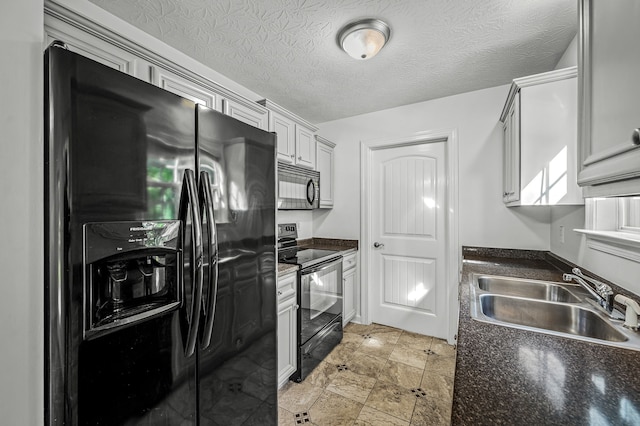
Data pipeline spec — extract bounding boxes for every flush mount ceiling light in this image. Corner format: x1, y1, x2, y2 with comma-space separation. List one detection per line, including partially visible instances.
337, 19, 391, 60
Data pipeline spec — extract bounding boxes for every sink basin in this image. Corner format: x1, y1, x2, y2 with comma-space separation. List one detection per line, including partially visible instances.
469, 274, 640, 350
478, 294, 627, 342
477, 276, 582, 303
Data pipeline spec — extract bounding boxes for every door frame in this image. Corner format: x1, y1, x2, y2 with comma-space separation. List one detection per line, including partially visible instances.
360, 129, 459, 345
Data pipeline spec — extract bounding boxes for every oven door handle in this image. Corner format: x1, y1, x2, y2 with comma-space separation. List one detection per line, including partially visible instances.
304, 320, 342, 355
301, 257, 343, 275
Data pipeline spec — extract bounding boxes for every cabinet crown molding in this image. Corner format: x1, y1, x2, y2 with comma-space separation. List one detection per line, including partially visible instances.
45, 0, 267, 118
500, 66, 577, 123
315, 135, 336, 148
258, 99, 318, 132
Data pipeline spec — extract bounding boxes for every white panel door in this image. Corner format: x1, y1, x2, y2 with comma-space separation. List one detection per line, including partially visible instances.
370, 142, 447, 337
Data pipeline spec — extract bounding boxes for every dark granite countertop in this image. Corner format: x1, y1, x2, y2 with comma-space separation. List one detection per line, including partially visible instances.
452, 247, 640, 425
277, 263, 298, 276
298, 237, 359, 254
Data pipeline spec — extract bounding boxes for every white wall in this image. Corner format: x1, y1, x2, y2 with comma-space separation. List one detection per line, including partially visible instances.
315, 85, 552, 250
278, 210, 314, 239
555, 34, 578, 69
0, 0, 44, 424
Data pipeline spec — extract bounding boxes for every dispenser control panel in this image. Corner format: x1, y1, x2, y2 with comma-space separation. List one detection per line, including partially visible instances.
83, 220, 182, 339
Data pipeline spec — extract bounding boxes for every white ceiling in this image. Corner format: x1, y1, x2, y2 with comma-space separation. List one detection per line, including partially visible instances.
89, 0, 577, 124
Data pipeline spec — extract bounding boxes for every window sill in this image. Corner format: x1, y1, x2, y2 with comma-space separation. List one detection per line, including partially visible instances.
575, 229, 640, 263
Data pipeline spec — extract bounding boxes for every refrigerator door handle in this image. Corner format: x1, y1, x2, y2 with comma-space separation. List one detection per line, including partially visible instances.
199, 171, 219, 349
178, 169, 204, 357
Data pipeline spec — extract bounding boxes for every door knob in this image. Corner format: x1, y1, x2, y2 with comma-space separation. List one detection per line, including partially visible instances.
373, 242, 384, 248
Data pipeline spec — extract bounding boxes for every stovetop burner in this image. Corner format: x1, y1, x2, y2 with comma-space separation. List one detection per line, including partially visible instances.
277, 223, 341, 268
281, 248, 340, 268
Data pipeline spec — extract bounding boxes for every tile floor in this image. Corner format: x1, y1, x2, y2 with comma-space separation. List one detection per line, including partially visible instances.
277, 323, 456, 426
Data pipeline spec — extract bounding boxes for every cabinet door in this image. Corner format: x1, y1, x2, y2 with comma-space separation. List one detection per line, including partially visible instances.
578, 0, 640, 190
295, 125, 316, 169
223, 99, 268, 130
45, 18, 140, 77
270, 112, 296, 163
343, 268, 356, 325
503, 94, 521, 203
152, 67, 222, 110
316, 139, 335, 208
277, 297, 297, 387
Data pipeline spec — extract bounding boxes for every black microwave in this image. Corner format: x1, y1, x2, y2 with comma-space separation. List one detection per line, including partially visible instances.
277, 162, 320, 210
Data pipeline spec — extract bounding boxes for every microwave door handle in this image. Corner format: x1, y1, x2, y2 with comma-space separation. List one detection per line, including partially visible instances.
178, 169, 204, 357
306, 179, 316, 205
199, 172, 218, 350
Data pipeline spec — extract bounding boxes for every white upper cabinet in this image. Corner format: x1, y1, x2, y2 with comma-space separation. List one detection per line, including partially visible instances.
259, 100, 318, 168
578, 0, 640, 196
45, 5, 270, 131
500, 67, 583, 206
502, 94, 521, 204
223, 98, 268, 131
315, 136, 335, 208
44, 15, 141, 77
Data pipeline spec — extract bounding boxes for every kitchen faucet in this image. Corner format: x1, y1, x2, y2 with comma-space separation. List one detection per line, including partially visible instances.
562, 268, 615, 313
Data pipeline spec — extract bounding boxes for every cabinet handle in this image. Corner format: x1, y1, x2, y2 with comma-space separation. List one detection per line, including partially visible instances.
290, 154, 295, 158
295, 304, 299, 310
298, 156, 303, 160
277, 290, 283, 296
503, 192, 509, 197
633, 129, 640, 146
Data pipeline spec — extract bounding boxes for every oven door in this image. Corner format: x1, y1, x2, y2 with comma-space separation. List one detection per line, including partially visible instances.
299, 257, 343, 344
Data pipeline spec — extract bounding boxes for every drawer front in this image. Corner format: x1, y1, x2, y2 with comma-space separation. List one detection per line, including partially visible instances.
278, 272, 296, 301
343, 252, 357, 271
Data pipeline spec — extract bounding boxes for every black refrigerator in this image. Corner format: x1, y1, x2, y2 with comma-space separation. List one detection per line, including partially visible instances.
44, 43, 277, 425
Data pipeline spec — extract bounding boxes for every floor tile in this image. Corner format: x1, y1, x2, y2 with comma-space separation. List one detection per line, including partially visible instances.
424, 354, 456, 377
388, 345, 429, 369
278, 407, 296, 426
396, 331, 433, 351
365, 380, 417, 422
278, 323, 455, 426
371, 323, 402, 333
356, 336, 396, 359
308, 390, 363, 426
377, 359, 423, 390
326, 369, 377, 404
304, 361, 341, 389
278, 380, 324, 414
344, 353, 387, 379
420, 371, 455, 401
370, 330, 402, 345
342, 332, 366, 350
345, 323, 376, 335
430, 338, 456, 357
355, 406, 410, 426
325, 344, 356, 365
410, 394, 452, 426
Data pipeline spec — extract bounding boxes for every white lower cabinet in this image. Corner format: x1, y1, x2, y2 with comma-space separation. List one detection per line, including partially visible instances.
277, 271, 297, 388
342, 251, 358, 326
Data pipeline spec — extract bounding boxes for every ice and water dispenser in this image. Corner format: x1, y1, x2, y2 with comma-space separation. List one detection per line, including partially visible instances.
83, 220, 181, 338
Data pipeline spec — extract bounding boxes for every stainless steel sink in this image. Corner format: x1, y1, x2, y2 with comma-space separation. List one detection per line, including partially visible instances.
469, 274, 640, 351
477, 276, 582, 303
479, 294, 627, 342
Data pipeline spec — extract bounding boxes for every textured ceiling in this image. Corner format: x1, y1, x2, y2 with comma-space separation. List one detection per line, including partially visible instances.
89, 0, 577, 124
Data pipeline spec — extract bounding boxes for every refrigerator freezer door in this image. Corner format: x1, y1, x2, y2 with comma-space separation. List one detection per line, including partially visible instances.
46, 46, 199, 424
